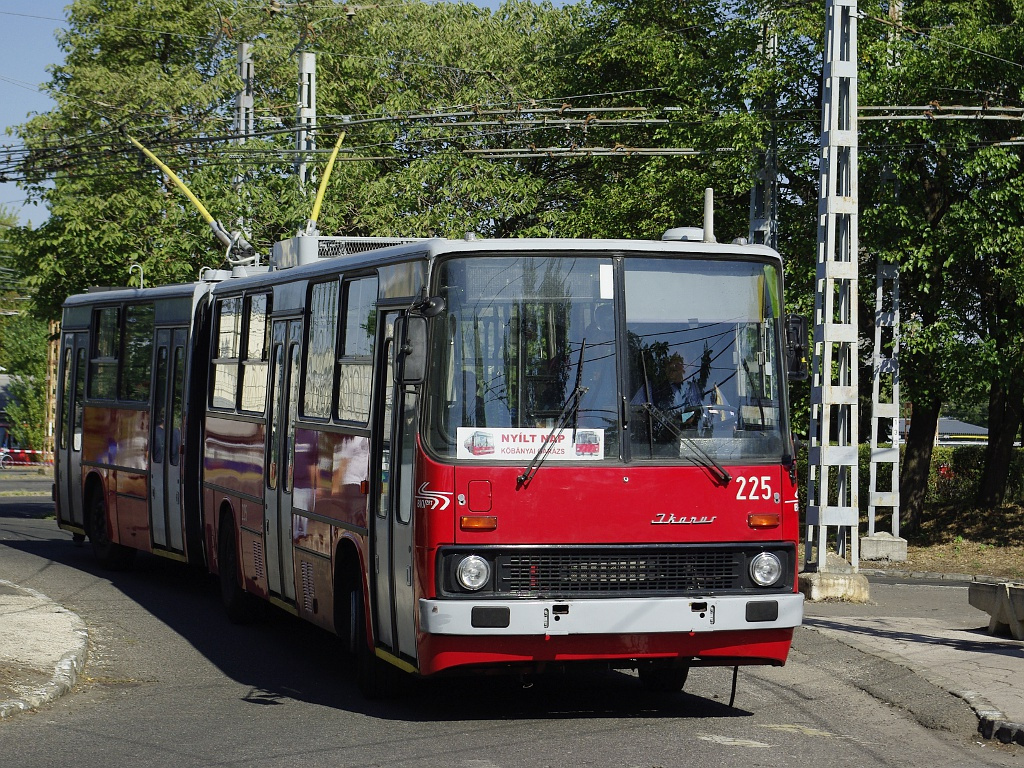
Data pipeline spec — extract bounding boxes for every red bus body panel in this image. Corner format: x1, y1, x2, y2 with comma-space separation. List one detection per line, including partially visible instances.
81, 404, 152, 552
411, 450, 800, 674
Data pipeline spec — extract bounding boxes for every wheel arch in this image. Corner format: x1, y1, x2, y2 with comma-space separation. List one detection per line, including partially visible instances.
333, 534, 369, 648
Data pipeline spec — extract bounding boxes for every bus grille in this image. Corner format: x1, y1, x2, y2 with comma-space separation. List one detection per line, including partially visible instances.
496, 549, 742, 597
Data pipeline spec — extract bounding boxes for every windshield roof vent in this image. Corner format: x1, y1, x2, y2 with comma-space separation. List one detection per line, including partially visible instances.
662, 227, 704, 242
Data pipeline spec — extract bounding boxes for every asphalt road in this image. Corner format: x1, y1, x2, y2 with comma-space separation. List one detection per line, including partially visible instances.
0, 490, 1018, 768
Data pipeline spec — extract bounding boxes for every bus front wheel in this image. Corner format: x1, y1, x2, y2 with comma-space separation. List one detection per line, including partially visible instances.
351, 582, 401, 699
637, 661, 689, 693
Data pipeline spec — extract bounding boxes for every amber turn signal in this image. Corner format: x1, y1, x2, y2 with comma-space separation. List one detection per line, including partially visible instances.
460, 515, 498, 531
747, 513, 781, 529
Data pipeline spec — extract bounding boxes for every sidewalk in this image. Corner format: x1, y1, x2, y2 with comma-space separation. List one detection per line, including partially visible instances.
0, 579, 88, 719
804, 571, 1024, 745
1, 571, 1022, 746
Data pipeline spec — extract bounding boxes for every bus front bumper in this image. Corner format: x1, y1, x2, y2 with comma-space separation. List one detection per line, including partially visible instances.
419, 592, 804, 636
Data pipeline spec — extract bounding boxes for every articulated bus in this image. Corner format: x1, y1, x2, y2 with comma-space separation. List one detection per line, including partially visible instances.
56, 232, 806, 696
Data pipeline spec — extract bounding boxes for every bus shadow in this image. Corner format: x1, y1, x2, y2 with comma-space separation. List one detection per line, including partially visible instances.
1, 531, 753, 723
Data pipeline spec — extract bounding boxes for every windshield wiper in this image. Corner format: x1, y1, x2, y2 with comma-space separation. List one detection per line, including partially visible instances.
640, 402, 732, 485
517, 342, 588, 489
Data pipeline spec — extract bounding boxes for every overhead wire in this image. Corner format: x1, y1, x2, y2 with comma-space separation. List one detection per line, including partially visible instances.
1, 4, 1021, 188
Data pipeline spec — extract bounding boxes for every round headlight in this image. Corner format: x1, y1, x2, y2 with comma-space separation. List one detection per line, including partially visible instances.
750, 552, 783, 587
456, 555, 491, 591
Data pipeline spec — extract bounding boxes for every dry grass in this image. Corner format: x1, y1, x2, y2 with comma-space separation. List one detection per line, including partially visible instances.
867, 503, 1024, 581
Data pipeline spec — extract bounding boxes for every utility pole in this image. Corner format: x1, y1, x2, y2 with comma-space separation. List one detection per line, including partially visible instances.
296, 51, 316, 194
234, 43, 255, 262
235, 43, 255, 143
749, 9, 779, 250
862, 0, 905, 563
802, 0, 868, 601
864, 262, 903, 556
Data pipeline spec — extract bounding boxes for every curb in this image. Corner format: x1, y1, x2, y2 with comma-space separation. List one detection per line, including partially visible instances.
0, 580, 89, 719
802, 621, 1019, 742
807, 569, 1024, 746
859, 568, 978, 582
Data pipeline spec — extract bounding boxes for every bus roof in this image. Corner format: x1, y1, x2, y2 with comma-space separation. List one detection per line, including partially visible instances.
61, 235, 784, 310
211, 235, 783, 295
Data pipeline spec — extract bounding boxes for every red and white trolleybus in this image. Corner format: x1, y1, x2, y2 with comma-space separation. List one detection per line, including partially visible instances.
55, 230, 806, 696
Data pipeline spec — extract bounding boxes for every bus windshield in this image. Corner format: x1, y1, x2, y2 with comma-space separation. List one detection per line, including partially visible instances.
425, 253, 787, 464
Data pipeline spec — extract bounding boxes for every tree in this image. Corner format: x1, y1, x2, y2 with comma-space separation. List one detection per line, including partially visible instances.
858, 0, 1024, 520
9, 1, 588, 315
0, 315, 50, 452
0, 205, 50, 453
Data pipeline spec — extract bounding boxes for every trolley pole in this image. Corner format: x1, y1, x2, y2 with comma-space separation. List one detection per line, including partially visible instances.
801, 0, 869, 601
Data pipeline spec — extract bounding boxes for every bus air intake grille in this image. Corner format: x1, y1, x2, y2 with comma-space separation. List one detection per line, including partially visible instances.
497, 550, 742, 597
253, 541, 265, 581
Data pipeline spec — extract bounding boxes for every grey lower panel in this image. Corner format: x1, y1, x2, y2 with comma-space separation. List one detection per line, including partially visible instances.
419, 593, 804, 636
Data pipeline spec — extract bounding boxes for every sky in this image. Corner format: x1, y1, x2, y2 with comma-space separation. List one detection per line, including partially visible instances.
0, 0, 531, 227
0, 1, 67, 225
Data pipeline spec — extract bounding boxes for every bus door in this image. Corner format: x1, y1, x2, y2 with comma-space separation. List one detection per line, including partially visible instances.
57, 333, 89, 530
149, 328, 187, 553
371, 311, 418, 661
265, 318, 302, 603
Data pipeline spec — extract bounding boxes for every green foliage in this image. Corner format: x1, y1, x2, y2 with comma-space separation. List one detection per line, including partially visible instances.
7, 0, 1024, 510
926, 446, 1024, 506
0, 312, 50, 452
859, 0, 1024, 408
4, 376, 48, 452
794, 442, 1024, 520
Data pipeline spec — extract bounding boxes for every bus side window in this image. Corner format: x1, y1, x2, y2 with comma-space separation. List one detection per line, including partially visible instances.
59, 346, 72, 451
337, 275, 378, 423
89, 307, 120, 400
169, 345, 185, 465
120, 304, 154, 403
211, 297, 242, 410
73, 347, 86, 451
241, 293, 271, 413
303, 281, 338, 419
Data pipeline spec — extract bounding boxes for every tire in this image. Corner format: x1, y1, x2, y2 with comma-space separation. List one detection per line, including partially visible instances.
0, 453, 11, 470
218, 513, 255, 624
637, 662, 690, 693
352, 581, 401, 699
87, 489, 135, 570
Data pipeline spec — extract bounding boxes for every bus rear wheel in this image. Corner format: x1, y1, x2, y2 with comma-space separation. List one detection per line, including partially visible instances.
637, 661, 690, 693
218, 513, 255, 624
87, 490, 134, 570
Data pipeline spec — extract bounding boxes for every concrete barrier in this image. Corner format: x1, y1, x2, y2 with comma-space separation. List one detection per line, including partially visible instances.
969, 581, 1024, 640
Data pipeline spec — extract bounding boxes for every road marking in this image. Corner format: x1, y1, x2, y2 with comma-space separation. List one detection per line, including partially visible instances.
761, 724, 835, 738
697, 734, 773, 748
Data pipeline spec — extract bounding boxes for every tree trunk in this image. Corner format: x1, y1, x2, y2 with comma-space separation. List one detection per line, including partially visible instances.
900, 396, 941, 533
978, 377, 1024, 509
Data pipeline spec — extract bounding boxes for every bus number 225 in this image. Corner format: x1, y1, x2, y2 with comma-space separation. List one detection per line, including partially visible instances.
735, 475, 773, 501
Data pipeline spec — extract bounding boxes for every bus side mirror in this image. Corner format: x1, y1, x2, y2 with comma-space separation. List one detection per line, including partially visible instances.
785, 314, 809, 382
398, 315, 427, 384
